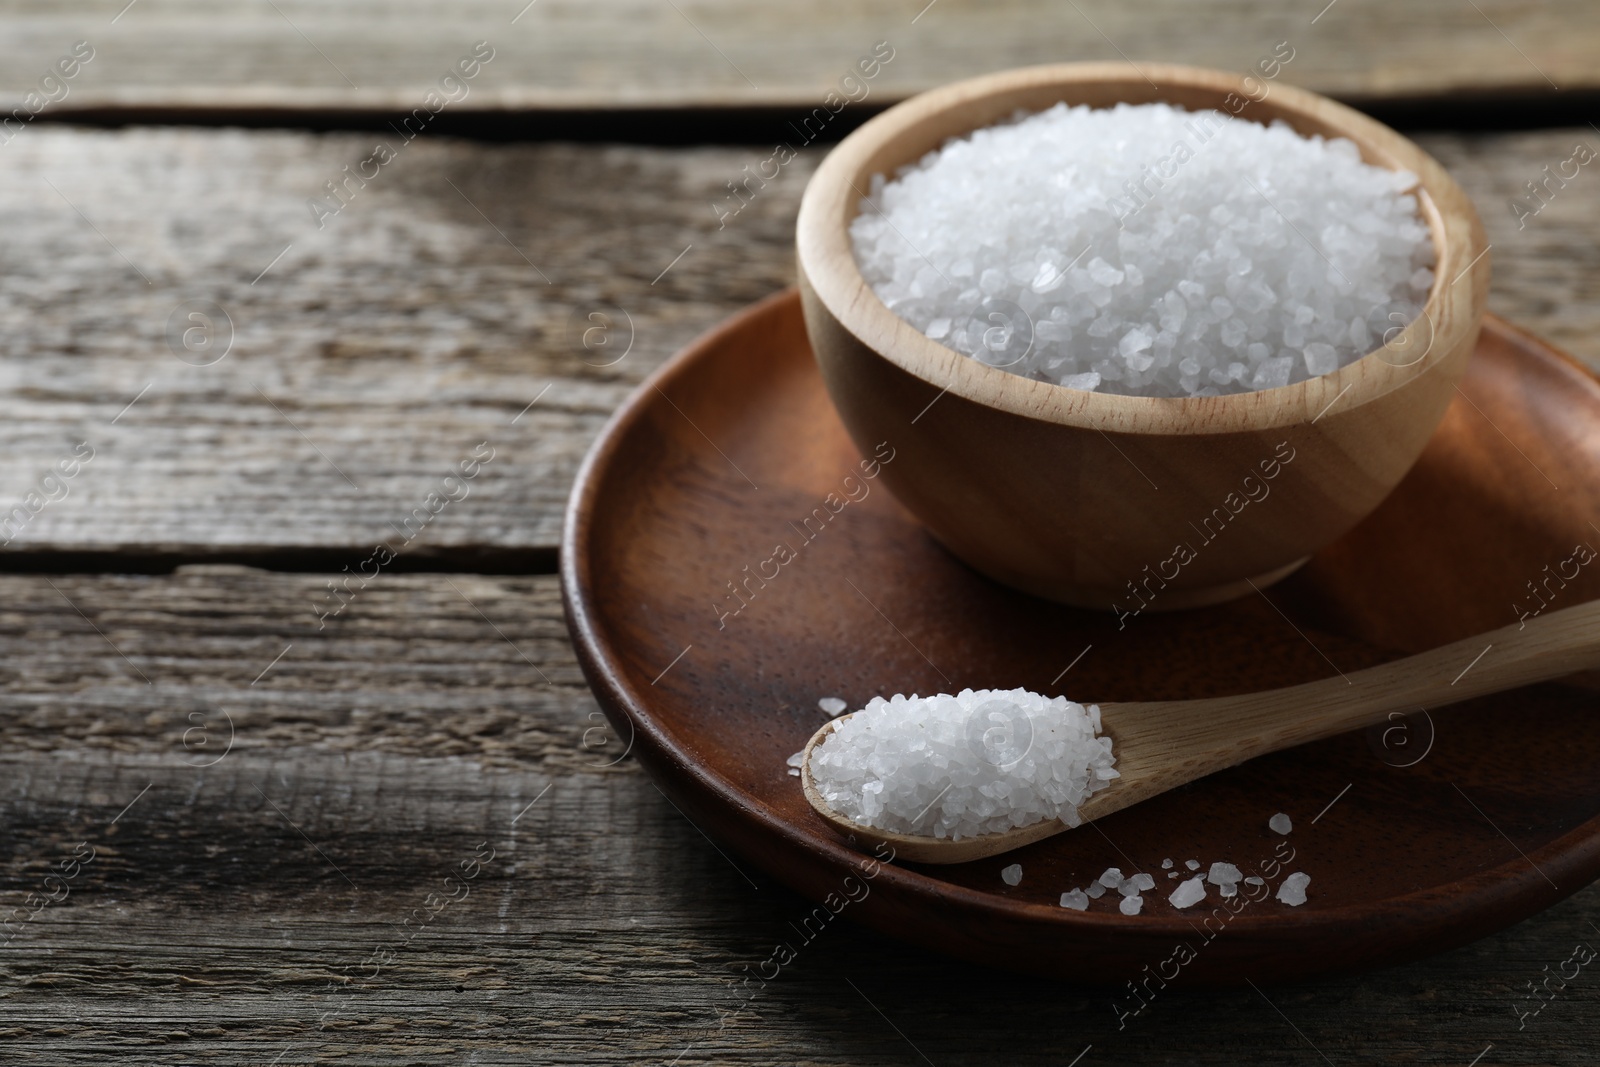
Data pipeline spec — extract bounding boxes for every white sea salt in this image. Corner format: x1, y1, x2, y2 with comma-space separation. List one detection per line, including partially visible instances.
1277, 871, 1311, 906
818, 696, 848, 716
1244, 875, 1266, 886
1001, 863, 1024, 886
850, 102, 1434, 398
1270, 812, 1293, 835
1207, 862, 1243, 886
1120, 894, 1144, 916
1060, 889, 1090, 910
808, 688, 1116, 839
1085, 881, 1107, 899
1098, 867, 1125, 889
1169, 875, 1207, 909
1161, 858, 1173, 869
1185, 859, 1200, 871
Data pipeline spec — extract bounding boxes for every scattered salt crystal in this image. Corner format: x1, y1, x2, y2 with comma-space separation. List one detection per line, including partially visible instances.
1185, 860, 1200, 871
1119, 894, 1144, 916
1244, 876, 1265, 886
1060, 889, 1090, 910
1207, 862, 1243, 886
1130, 873, 1156, 892
818, 696, 848, 716
1161, 858, 1173, 869
1085, 881, 1107, 899
850, 102, 1433, 398
1098, 867, 1124, 889
1119, 880, 1142, 898
1219, 883, 1237, 899
1001, 863, 1023, 887
1270, 813, 1293, 835
1168, 871, 1181, 879
785, 751, 805, 768
787, 768, 800, 777
1277, 871, 1311, 906
807, 688, 1116, 839
1169, 876, 1207, 909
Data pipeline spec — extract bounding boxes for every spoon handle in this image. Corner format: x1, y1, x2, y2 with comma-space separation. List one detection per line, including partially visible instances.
1090, 598, 1600, 820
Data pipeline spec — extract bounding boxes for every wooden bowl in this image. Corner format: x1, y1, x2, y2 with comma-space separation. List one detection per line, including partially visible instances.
796, 62, 1490, 610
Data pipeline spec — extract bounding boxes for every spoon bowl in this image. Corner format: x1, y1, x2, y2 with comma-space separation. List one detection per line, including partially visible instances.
802, 598, 1600, 863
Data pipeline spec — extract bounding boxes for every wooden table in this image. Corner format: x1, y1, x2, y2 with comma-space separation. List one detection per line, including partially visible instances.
1, 3, 1597, 1062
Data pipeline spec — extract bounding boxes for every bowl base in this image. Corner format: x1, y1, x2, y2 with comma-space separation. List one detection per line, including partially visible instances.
1014, 555, 1312, 612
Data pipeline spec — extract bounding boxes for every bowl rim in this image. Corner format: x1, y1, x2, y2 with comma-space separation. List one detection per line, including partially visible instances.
796, 61, 1490, 436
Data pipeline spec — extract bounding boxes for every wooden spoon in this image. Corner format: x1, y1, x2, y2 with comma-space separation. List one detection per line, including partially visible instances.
800, 598, 1600, 863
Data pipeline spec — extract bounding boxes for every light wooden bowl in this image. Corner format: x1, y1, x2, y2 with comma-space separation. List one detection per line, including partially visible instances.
796, 62, 1489, 610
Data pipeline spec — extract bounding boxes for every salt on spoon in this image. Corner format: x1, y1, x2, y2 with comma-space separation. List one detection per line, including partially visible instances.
798, 598, 1600, 863
806, 688, 1116, 841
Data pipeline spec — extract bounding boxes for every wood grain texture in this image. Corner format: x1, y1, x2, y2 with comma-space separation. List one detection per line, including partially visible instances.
0, 0, 1594, 112
0, 129, 805, 558
5, 569, 1600, 1062
0, 567, 592, 767
0, 126, 1592, 563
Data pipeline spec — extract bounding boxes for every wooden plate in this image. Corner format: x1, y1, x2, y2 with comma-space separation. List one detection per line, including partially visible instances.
562, 290, 1600, 984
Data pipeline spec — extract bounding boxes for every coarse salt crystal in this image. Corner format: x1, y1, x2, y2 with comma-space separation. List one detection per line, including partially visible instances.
1185, 860, 1200, 871
1277, 871, 1311, 906
1060, 889, 1090, 910
1098, 867, 1124, 889
818, 697, 848, 716
1001, 863, 1023, 886
1119, 894, 1144, 916
1207, 862, 1243, 886
1270, 812, 1293, 835
1169, 876, 1207, 910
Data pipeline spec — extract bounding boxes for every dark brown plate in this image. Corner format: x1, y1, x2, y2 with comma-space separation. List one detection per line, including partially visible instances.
562, 290, 1600, 984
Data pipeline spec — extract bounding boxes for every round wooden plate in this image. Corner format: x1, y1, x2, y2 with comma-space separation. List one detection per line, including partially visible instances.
562, 289, 1600, 984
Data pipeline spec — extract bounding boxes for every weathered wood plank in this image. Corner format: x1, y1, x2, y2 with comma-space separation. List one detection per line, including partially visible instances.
1417, 128, 1600, 374
2, 568, 1600, 1063
0, 127, 1593, 559
0, 0, 1594, 113
0, 567, 593, 766
0, 129, 807, 556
